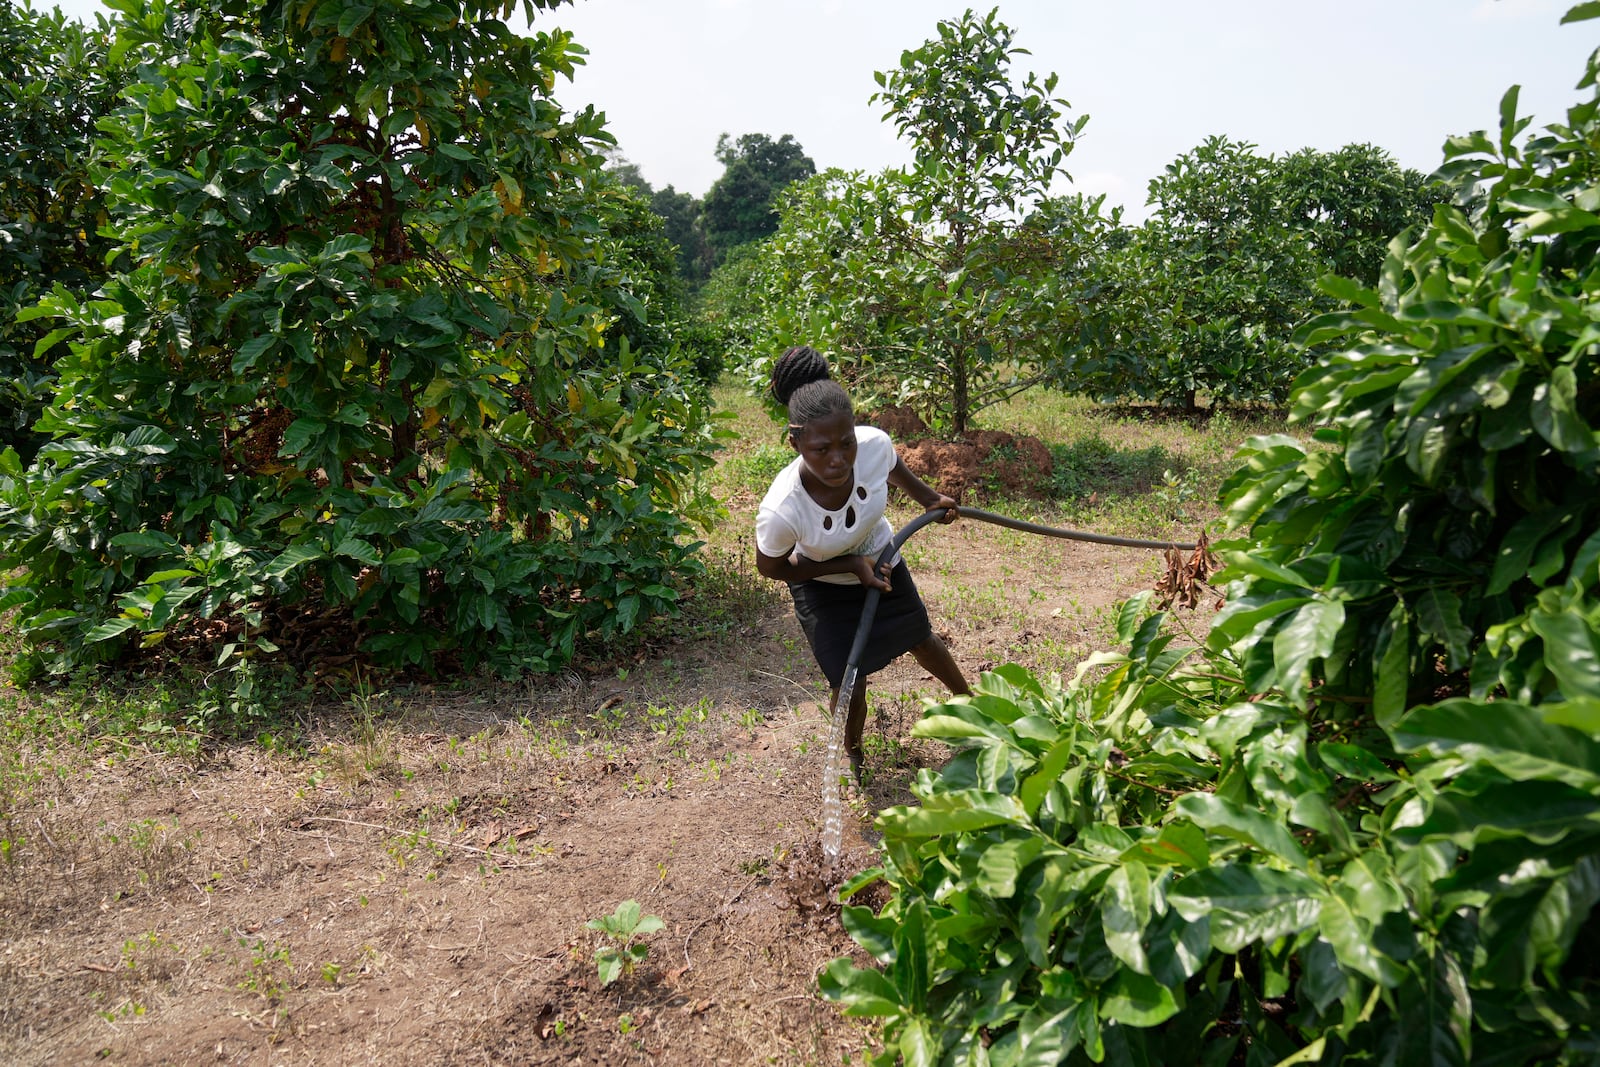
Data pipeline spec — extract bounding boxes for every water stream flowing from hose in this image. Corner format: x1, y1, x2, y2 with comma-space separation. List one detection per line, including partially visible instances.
818, 509, 1195, 862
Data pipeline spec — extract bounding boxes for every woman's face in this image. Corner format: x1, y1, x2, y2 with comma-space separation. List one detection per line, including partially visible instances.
791, 410, 857, 489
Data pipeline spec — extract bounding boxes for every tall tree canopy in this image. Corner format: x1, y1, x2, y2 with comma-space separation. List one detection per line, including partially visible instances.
715, 8, 1086, 434
699, 132, 815, 264
0, 0, 718, 680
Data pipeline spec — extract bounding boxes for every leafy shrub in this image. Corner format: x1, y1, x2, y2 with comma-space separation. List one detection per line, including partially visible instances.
0, 4, 124, 462
1057, 139, 1441, 411
0, 0, 718, 680
822, 10, 1600, 1063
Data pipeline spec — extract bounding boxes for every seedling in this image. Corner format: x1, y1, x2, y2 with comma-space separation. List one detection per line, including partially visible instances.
586, 899, 663, 987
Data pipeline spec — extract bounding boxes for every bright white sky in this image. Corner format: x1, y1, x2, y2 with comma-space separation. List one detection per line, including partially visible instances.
45, 0, 1600, 220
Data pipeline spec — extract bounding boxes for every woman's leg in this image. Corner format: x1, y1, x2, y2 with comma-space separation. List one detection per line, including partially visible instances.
911, 634, 971, 696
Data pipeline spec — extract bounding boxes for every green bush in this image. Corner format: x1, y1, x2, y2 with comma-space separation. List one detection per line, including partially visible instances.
1056, 140, 1441, 411
822, 9, 1600, 1063
0, 4, 124, 462
0, 0, 717, 679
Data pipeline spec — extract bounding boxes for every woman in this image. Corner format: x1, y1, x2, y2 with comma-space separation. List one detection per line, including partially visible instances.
754, 346, 970, 774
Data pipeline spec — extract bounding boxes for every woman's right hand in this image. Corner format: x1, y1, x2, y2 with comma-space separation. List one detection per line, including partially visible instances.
851, 554, 893, 592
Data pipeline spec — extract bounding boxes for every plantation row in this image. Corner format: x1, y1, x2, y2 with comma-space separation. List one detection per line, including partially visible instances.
6, 0, 1447, 683
2, 1, 1599, 1060
815, 8, 1600, 1062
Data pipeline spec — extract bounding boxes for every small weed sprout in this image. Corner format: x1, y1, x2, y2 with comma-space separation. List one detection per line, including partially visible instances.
236, 936, 293, 1002
1154, 466, 1205, 521
586, 899, 663, 987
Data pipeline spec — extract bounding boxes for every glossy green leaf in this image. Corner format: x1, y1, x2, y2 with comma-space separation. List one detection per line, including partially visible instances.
1399, 779, 1600, 846
1317, 742, 1399, 783
1416, 588, 1472, 671
264, 543, 326, 579
1101, 864, 1152, 974
1020, 736, 1077, 817
976, 836, 1045, 898
1170, 865, 1322, 953
1120, 821, 1210, 869
882, 792, 1028, 837
110, 531, 181, 556
817, 958, 904, 1017
1270, 599, 1346, 703
83, 617, 137, 643
1317, 889, 1406, 986
1393, 698, 1600, 787
1176, 793, 1308, 867
893, 900, 930, 1015
1358, 616, 1408, 730
1392, 947, 1471, 1067
1528, 609, 1600, 702
1098, 969, 1180, 1027
1532, 365, 1593, 453
1488, 508, 1581, 595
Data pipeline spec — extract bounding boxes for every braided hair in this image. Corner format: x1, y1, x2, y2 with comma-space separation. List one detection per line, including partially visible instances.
771, 345, 851, 436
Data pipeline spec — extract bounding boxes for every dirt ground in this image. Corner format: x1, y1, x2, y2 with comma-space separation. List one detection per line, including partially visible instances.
0, 436, 1206, 1065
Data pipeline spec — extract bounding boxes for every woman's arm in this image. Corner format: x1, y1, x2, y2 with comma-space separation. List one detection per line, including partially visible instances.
755, 548, 892, 590
888, 456, 959, 523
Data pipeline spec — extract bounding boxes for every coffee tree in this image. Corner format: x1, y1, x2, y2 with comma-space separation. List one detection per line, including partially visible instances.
0, 0, 717, 679
823, 9, 1600, 1062
0, 3, 124, 461
1059, 139, 1440, 410
728, 8, 1086, 433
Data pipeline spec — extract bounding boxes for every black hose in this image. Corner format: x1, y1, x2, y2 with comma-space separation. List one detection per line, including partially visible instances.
840, 510, 946, 678
958, 507, 1197, 552
840, 507, 1195, 689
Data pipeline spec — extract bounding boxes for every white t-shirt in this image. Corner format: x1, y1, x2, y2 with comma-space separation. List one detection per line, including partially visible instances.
755, 425, 899, 585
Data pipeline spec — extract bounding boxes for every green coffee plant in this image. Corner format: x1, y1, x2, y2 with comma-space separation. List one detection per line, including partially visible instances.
1056, 140, 1441, 411
0, 0, 717, 681
0, 4, 125, 463
823, 625, 1597, 1062
822, 10, 1600, 1062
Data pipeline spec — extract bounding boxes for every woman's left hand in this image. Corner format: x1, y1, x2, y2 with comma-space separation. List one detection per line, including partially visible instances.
926, 494, 959, 524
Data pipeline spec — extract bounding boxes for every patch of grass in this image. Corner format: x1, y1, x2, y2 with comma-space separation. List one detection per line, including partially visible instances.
646, 696, 712, 757
936, 578, 1026, 632
0, 660, 310, 762
319, 674, 404, 785
1047, 437, 1173, 500
672, 539, 783, 640
99, 817, 201, 895
719, 443, 792, 495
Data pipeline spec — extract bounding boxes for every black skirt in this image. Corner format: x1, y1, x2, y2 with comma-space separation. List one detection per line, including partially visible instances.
788, 561, 933, 689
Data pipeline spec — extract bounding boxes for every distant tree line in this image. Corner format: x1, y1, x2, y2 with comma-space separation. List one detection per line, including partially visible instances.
593, 13, 1444, 434
609, 132, 816, 289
